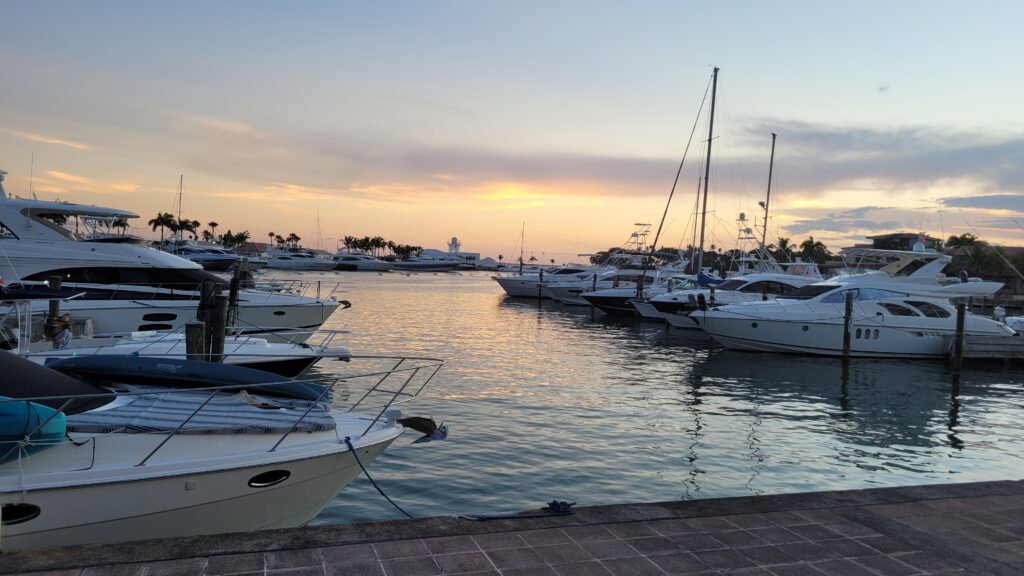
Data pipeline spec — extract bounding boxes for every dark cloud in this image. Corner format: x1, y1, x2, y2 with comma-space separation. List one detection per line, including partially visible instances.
940, 194, 1024, 211
785, 206, 902, 235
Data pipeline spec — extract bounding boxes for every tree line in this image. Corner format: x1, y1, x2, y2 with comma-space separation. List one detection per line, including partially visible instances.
148, 213, 250, 249
341, 235, 423, 260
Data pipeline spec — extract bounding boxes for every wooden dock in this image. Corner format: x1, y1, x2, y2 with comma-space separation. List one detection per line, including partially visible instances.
958, 333, 1024, 360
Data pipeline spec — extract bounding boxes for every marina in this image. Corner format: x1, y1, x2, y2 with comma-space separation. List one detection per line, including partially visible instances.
2, 3, 1024, 571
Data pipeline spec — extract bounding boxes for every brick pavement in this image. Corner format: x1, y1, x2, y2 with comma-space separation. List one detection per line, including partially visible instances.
6, 480, 1024, 576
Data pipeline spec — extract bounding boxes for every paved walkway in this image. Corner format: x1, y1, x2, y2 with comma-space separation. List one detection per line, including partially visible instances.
5, 480, 1024, 576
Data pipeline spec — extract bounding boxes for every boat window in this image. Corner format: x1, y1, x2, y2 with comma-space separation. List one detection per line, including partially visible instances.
738, 281, 767, 293
822, 289, 857, 304
907, 301, 951, 318
880, 303, 919, 316
781, 284, 840, 300
714, 279, 746, 291
856, 288, 908, 300
0, 221, 18, 239
25, 267, 226, 291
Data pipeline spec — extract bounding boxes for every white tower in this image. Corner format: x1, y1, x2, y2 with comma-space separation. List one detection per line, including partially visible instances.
448, 236, 461, 254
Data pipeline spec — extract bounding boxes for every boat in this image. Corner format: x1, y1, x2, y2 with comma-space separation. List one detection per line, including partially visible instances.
0, 351, 445, 550
576, 260, 692, 314
493, 266, 602, 298
333, 252, 394, 272
391, 256, 460, 272
263, 248, 338, 271
693, 281, 1013, 358
0, 170, 342, 340
546, 269, 661, 306
165, 243, 239, 271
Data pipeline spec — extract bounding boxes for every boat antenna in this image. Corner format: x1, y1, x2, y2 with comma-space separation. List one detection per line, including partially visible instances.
760, 132, 777, 254
29, 153, 36, 199
635, 76, 712, 299
174, 174, 184, 242
695, 67, 719, 282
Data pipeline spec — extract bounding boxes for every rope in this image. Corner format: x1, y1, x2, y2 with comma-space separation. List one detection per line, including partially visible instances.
343, 437, 414, 519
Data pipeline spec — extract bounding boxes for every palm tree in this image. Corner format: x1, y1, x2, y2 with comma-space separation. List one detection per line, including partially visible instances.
275, 234, 285, 246
201, 230, 214, 242
233, 230, 251, 248
498, 254, 503, 262
148, 212, 175, 242
112, 216, 130, 235
799, 236, 831, 264
267, 231, 275, 247
774, 237, 792, 261
528, 255, 538, 262
286, 233, 301, 248
208, 221, 219, 239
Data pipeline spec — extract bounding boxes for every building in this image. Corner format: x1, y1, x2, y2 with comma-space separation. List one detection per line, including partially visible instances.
863, 233, 944, 251
420, 236, 481, 262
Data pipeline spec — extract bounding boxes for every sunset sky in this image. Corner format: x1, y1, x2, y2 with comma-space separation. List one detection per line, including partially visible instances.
2, 1, 1023, 261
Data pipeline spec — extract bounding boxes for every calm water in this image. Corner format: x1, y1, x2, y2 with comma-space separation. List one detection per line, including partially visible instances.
271, 270, 1024, 524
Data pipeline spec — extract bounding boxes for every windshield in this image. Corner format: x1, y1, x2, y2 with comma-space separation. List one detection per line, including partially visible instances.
784, 284, 841, 300
713, 279, 746, 291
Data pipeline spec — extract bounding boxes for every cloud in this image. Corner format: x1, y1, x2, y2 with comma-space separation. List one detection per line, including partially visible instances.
31, 170, 138, 195
1, 129, 90, 150
940, 194, 1024, 212
784, 206, 902, 236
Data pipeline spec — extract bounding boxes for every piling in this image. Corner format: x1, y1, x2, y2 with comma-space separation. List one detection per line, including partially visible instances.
709, 286, 715, 306
209, 295, 229, 363
228, 266, 242, 330
842, 291, 854, 358
44, 275, 63, 340
952, 302, 966, 378
537, 269, 544, 300
185, 321, 206, 362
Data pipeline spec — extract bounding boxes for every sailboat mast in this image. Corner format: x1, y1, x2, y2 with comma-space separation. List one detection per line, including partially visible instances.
176, 174, 183, 242
518, 222, 525, 274
761, 132, 777, 251
695, 67, 719, 277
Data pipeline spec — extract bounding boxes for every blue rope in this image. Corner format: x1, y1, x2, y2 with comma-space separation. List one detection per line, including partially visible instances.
344, 437, 414, 519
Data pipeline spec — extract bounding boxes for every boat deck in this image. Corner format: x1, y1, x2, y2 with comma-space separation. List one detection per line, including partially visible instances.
5, 479, 1024, 575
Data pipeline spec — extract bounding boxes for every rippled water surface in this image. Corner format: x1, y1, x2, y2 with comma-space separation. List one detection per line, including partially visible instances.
275, 271, 1024, 525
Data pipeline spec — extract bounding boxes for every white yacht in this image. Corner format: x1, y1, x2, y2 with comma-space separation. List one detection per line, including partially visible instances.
0, 170, 341, 339
493, 266, 604, 298
546, 269, 659, 306
0, 351, 444, 549
391, 256, 460, 272
263, 249, 338, 271
166, 243, 239, 271
694, 286, 1014, 358
577, 260, 693, 314
653, 272, 823, 329
333, 252, 394, 272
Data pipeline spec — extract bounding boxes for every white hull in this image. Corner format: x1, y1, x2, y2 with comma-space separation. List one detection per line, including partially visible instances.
664, 311, 701, 329
392, 261, 459, 272
264, 260, 338, 271
494, 277, 551, 298
24, 292, 339, 342
0, 433, 396, 549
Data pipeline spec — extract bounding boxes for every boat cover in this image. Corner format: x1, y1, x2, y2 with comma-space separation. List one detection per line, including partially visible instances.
45, 356, 330, 402
0, 351, 113, 414
0, 396, 67, 461
66, 390, 336, 434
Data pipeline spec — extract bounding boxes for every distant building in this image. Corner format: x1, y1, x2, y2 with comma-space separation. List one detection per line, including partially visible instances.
864, 232, 943, 251
420, 236, 480, 261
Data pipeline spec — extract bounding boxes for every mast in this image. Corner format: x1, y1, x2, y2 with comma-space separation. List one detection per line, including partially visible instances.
761, 132, 777, 252
518, 222, 525, 274
695, 67, 719, 279
175, 174, 184, 242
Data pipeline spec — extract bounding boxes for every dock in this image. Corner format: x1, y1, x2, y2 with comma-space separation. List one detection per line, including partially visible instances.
4, 479, 1023, 575
960, 334, 1024, 360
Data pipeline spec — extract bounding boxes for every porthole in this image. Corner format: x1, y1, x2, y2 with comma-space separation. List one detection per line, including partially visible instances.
1, 503, 41, 526
751, 322, 758, 328
802, 325, 809, 332
248, 469, 291, 488
855, 328, 862, 339
873, 329, 880, 340
138, 324, 174, 331
273, 311, 286, 316
142, 313, 178, 322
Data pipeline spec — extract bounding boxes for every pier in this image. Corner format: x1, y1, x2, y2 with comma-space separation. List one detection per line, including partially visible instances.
5, 479, 1023, 575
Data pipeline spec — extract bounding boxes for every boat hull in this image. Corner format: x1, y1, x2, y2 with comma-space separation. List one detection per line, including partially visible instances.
494, 277, 550, 298
0, 435, 396, 550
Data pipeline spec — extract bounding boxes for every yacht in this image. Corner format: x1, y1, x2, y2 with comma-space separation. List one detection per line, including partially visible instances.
165, 243, 239, 271
546, 269, 659, 306
577, 260, 692, 314
263, 249, 338, 271
0, 351, 444, 549
0, 170, 341, 339
333, 252, 394, 272
493, 266, 603, 298
391, 256, 460, 272
652, 271, 823, 329
694, 286, 1014, 358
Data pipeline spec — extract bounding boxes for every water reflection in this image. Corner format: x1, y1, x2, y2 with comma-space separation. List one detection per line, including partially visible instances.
281, 272, 1024, 524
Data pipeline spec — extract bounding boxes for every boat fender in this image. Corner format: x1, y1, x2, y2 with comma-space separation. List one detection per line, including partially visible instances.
397, 416, 449, 443
697, 293, 707, 311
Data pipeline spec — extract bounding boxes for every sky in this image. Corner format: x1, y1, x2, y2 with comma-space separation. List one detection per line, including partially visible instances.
2, 1, 1023, 261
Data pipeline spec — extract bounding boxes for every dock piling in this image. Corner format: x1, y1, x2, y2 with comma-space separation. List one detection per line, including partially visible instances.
952, 302, 966, 378
842, 291, 853, 358
185, 321, 206, 362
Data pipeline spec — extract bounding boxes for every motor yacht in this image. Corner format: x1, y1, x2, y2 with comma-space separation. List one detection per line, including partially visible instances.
693, 285, 1014, 358
653, 272, 822, 329
165, 243, 239, 271
0, 351, 444, 549
0, 170, 341, 339
333, 252, 394, 272
391, 256, 460, 272
577, 260, 692, 314
263, 248, 338, 271
493, 266, 604, 298
547, 269, 658, 306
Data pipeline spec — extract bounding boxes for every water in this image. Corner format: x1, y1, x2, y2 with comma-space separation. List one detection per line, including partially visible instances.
278, 270, 1024, 525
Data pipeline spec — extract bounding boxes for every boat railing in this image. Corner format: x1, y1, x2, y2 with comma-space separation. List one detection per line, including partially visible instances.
0, 354, 444, 468
5, 279, 344, 303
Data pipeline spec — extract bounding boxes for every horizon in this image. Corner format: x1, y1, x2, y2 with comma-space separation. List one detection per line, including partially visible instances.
3, 1, 1023, 260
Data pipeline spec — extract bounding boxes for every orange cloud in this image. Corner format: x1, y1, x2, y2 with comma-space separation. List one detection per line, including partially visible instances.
1, 129, 90, 150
